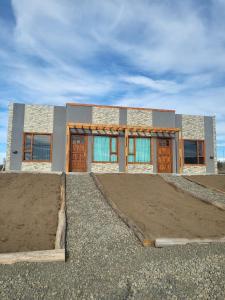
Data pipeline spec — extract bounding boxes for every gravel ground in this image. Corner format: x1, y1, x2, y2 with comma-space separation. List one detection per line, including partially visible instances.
0, 174, 225, 299
161, 174, 225, 207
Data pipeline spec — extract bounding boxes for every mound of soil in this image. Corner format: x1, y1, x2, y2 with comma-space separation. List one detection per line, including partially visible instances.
0, 173, 61, 253
186, 175, 225, 192
96, 174, 225, 240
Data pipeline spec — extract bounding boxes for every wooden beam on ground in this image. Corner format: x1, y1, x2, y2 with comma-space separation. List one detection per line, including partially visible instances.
0, 249, 65, 264
155, 237, 225, 248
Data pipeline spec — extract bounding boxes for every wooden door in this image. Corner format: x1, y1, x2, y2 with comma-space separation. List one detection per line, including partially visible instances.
157, 138, 173, 173
70, 135, 87, 172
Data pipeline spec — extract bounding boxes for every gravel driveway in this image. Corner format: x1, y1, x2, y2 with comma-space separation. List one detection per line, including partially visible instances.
0, 174, 225, 299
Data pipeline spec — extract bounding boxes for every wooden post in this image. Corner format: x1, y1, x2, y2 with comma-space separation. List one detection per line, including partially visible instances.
125, 128, 128, 172
66, 125, 70, 173
178, 131, 183, 174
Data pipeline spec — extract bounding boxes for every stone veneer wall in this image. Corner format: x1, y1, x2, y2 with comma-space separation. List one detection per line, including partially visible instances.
24, 105, 54, 133
183, 165, 207, 175
92, 107, 119, 124
22, 104, 54, 172
91, 163, 119, 173
182, 115, 205, 140
212, 116, 218, 174
127, 109, 152, 126
5, 103, 14, 170
21, 162, 52, 172
127, 164, 153, 173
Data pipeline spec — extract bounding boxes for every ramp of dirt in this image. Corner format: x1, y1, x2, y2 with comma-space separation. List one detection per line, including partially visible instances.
96, 174, 225, 240
185, 175, 225, 192
0, 173, 61, 253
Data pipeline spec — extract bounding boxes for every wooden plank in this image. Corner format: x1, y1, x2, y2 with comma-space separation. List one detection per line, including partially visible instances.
55, 173, 66, 249
0, 249, 65, 264
90, 173, 154, 246
155, 237, 225, 248
67, 122, 181, 133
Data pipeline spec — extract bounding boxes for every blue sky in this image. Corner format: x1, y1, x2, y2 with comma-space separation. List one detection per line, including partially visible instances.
0, 0, 225, 163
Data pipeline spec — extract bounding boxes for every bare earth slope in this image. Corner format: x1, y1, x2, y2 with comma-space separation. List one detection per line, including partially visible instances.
96, 174, 225, 239
0, 173, 60, 253
186, 175, 225, 192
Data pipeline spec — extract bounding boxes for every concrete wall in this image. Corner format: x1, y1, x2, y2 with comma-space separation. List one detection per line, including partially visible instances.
52, 106, 66, 172
152, 111, 175, 128
66, 105, 92, 124
5, 103, 14, 170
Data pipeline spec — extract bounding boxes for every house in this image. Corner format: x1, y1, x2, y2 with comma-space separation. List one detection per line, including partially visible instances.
5, 102, 217, 174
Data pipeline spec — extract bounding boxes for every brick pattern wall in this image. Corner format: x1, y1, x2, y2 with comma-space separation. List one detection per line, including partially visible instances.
183, 165, 207, 175
92, 107, 119, 124
24, 105, 54, 133
127, 164, 153, 173
5, 103, 14, 170
91, 163, 119, 173
127, 109, 152, 126
212, 116, 218, 174
182, 115, 205, 140
21, 162, 52, 172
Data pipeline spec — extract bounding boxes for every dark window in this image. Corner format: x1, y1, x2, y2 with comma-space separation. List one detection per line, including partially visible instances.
23, 133, 51, 161
184, 140, 205, 165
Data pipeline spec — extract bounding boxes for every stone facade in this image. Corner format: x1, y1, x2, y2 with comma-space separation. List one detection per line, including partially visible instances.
91, 163, 119, 173
24, 105, 54, 133
21, 162, 52, 172
182, 115, 205, 140
127, 109, 152, 126
212, 116, 218, 174
127, 164, 153, 173
183, 165, 207, 175
92, 107, 119, 125
5, 103, 14, 170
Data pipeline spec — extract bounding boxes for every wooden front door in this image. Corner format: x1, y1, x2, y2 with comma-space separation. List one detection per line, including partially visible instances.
70, 135, 87, 172
157, 138, 173, 173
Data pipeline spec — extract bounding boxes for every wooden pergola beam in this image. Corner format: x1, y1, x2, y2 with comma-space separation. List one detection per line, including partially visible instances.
67, 122, 180, 133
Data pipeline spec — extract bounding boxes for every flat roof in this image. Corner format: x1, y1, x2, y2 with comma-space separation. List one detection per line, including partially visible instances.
67, 102, 175, 113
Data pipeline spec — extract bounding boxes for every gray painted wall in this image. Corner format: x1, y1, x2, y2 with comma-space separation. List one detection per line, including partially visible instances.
175, 114, 182, 129
119, 108, 127, 125
10, 103, 25, 170
119, 135, 125, 172
87, 135, 93, 172
152, 111, 176, 128
66, 105, 92, 123
204, 116, 216, 173
52, 106, 66, 171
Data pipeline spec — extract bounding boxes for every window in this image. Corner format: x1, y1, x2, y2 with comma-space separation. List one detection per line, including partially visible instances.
23, 133, 52, 161
128, 137, 151, 163
184, 140, 205, 165
93, 136, 118, 162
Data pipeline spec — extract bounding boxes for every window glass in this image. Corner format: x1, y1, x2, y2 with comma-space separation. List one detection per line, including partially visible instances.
24, 152, 31, 161
94, 136, 110, 162
25, 135, 32, 151
129, 138, 134, 154
111, 154, 117, 162
32, 135, 51, 161
184, 140, 204, 164
136, 138, 151, 163
111, 138, 117, 153
128, 155, 135, 162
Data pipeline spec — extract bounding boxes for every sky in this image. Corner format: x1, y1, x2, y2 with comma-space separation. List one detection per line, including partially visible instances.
0, 0, 225, 163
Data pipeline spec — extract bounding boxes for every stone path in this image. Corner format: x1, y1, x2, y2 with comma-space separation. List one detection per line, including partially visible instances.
161, 174, 225, 207
0, 174, 225, 299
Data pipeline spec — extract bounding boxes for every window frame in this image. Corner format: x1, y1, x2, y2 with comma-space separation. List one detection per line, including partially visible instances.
128, 136, 152, 164
92, 135, 119, 163
183, 139, 205, 165
23, 133, 52, 162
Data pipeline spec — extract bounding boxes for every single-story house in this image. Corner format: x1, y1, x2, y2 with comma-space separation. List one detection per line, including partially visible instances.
5, 102, 217, 174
